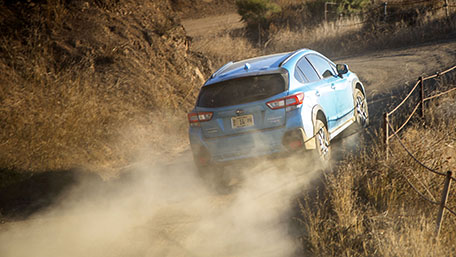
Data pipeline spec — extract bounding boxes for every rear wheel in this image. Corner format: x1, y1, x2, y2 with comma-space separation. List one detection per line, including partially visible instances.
314, 119, 331, 166
354, 88, 369, 127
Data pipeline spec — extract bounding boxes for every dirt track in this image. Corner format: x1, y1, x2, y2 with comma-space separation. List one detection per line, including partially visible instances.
1, 15, 456, 257
339, 39, 456, 123
182, 13, 243, 38
340, 40, 456, 100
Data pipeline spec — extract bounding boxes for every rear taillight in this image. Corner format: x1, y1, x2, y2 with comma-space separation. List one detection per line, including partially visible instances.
188, 112, 213, 126
266, 92, 304, 111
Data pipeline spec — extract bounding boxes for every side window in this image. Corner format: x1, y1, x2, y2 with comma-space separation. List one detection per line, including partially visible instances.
294, 67, 308, 83
306, 54, 335, 79
297, 57, 320, 82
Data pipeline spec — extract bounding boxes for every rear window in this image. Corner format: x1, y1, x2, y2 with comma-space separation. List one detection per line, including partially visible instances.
197, 74, 287, 108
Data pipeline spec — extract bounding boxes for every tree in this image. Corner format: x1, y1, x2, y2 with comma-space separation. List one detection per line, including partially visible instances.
235, 0, 281, 45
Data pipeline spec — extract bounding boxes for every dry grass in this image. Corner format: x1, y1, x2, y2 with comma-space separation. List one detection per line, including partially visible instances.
1, 1, 456, 254
189, 2, 456, 68
192, 33, 260, 72
298, 92, 456, 256
300, 9, 455, 57
0, 0, 211, 176
265, 16, 366, 54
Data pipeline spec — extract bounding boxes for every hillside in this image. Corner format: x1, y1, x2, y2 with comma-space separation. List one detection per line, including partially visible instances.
1, 1, 456, 256
0, 0, 211, 174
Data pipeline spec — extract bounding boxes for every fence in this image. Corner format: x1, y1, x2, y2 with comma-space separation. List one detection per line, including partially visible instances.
324, 0, 456, 25
382, 64, 456, 236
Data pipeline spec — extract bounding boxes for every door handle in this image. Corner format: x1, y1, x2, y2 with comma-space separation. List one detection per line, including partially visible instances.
331, 83, 336, 89
315, 90, 320, 96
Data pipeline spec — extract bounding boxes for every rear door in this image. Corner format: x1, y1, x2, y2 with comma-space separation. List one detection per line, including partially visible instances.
196, 73, 288, 138
306, 54, 348, 129
297, 56, 338, 131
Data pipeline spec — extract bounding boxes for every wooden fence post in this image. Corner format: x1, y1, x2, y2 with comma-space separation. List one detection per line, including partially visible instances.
324, 2, 328, 22
444, 0, 450, 21
419, 77, 425, 118
384, 113, 389, 160
383, 2, 388, 21
436, 170, 452, 237
324, 2, 337, 22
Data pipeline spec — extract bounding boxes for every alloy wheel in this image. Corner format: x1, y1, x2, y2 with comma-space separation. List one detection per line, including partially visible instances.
317, 126, 329, 158
356, 95, 368, 127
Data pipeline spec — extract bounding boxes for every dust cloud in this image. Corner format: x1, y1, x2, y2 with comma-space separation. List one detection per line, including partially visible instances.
0, 151, 321, 257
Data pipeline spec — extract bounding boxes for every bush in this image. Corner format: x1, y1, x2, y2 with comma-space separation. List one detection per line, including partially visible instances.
236, 0, 281, 24
235, 0, 281, 44
299, 92, 456, 256
337, 0, 370, 15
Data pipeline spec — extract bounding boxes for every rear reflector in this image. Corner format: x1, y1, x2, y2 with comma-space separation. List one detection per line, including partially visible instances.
282, 128, 305, 151
288, 140, 303, 150
193, 146, 211, 166
266, 92, 304, 110
198, 155, 210, 165
188, 112, 213, 125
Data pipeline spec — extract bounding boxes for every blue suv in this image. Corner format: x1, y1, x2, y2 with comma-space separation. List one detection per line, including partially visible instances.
188, 49, 368, 170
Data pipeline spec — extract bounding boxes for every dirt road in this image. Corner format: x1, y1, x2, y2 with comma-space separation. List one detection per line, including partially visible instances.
339, 39, 456, 125
182, 13, 456, 97
182, 13, 243, 39
1, 15, 456, 257
340, 40, 456, 99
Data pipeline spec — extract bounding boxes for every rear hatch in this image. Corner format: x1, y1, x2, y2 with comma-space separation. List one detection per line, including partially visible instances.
196, 73, 288, 138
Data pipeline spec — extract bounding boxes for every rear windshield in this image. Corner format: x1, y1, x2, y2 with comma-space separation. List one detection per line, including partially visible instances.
197, 74, 287, 108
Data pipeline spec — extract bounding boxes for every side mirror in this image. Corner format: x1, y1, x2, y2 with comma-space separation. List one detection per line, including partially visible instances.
336, 64, 349, 77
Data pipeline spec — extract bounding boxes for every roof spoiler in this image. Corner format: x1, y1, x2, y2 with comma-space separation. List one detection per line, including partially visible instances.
210, 61, 234, 79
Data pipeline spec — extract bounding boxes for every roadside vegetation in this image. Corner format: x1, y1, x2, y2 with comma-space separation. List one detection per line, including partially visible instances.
298, 92, 456, 256
0, 0, 211, 176
190, 0, 456, 69
1, 0, 456, 255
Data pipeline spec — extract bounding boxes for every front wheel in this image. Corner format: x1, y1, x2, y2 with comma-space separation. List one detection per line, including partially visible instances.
354, 88, 369, 127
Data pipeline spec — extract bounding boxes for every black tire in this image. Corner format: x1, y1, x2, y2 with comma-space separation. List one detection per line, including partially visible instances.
314, 119, 331, 167
354, 88, 369, 127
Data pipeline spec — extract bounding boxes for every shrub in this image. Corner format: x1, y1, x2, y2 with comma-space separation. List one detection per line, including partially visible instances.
235, 0, 281, 44
236, 0, 281, 24
337, 0, 371, 15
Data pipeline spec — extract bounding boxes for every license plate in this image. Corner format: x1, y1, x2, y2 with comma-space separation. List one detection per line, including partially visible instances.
231, 114, 254, 129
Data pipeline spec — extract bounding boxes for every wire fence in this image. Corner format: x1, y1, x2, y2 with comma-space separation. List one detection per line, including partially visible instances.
382, 64, 456, 236
324, 0, 456, 27
384, 65, 456, 156
320, 0, 456, 237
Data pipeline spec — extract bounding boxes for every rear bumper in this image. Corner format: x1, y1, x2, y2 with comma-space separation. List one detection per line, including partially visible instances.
189, 125, 314, 164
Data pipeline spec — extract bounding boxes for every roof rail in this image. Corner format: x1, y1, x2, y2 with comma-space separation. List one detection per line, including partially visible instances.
279, 49, 307, 67
210, 61, 234, 79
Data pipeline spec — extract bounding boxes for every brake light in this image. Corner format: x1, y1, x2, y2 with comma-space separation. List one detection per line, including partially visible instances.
188, 112, 213, 126
266, 92, 304, 110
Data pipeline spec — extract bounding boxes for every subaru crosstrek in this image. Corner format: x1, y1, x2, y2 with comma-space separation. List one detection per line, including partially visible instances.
188, 49, 368, 170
